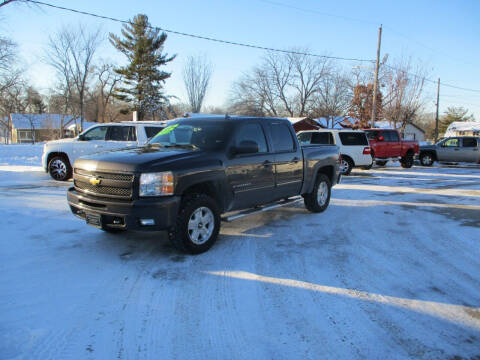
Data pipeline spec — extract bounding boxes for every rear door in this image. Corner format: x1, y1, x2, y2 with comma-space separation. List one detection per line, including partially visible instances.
268, 121, 303, 199
105, 126, 137, 150
386, 130, 402, 157
226, 121, 276, 210
460, 137, 480, 162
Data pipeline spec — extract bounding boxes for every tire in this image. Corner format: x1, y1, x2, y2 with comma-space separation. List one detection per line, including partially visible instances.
419, 152, 434, 167
48, 156, 72, 181
401, 154, 414, 168
375, 160, 387, 167
169, 194, 221, 254
303, 174, 331, 213
339, 157, 354, 175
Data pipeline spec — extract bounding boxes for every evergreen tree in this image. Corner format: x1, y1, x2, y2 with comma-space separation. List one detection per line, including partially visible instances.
109, 14, 175, 120
439, 106, 474, 135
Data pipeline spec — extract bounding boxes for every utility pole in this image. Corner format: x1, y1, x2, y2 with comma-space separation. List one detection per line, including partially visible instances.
434, 78, 440, 143
371, 25, 382, 128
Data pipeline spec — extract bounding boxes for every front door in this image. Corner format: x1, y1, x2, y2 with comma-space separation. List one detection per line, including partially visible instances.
437, 138, 460, 161
73, 125, 110, 163
385, 130, 402, 157
226, 122, 275, 210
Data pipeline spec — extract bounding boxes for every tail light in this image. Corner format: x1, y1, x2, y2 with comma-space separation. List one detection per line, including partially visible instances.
363, 147, 371, 155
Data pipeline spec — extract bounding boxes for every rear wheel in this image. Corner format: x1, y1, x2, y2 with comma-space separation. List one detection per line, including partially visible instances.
339, 157, 353, 175
420, 152, 434, 166
169, 194, 221, 254
48, 156, 72, 181
304, 174, 331, 213
401, 154, 414, 168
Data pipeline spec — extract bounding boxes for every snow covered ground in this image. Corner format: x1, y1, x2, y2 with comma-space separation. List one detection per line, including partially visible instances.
0, 146, 479, 360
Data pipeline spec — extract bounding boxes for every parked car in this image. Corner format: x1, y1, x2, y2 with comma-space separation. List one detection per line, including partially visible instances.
297, 129, 372, 175
67, 116, 341, 254
42, 121, 166, 181
364, 129, 419, 168
419, 136, 480, 166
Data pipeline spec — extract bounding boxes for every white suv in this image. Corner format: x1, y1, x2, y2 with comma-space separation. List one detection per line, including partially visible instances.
297, 129, 372, 175
42, 121, 166, 181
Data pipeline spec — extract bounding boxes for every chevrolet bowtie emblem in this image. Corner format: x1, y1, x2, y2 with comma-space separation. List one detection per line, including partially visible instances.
89, 177, 101, 185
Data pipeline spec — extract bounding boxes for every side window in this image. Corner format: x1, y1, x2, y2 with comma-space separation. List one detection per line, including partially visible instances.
145, 126, 164, 139
311, 132, 334, 144
462, 138, 477, 147
235, 123, 268, 153
297, 132, 312, 145
443, 138, 459, 147
82, 126, 108, 141
108, 126, 136, 141
339, 132, 368, 146
388, 131, 399, 142
270, 123, 295, 152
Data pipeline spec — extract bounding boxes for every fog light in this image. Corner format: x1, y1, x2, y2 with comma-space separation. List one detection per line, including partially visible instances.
140, 219, 155, 226
113, 217, 122, 225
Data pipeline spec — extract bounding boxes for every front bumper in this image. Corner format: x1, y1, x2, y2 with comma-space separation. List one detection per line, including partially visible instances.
67, 187, 181, 231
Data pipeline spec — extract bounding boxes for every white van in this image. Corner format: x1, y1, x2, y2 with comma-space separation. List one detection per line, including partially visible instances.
297, 129, 372, 175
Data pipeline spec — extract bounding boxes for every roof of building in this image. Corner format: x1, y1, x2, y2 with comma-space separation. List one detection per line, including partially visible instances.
9, 113, 85, 129
445, 121, 480, 135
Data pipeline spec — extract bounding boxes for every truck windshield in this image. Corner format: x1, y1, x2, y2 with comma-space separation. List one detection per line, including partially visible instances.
148, 121, 228, 150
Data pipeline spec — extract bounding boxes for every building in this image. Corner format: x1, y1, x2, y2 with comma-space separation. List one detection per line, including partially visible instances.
444, 121, 480, 137
287, 117, 322, 132
373, 121, 425, 141
3, 114, 87, 143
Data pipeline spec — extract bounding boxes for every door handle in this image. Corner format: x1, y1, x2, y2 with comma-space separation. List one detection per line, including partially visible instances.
454, 148, 459, 151
292, 157, 300, 163
94, 145, 103, 148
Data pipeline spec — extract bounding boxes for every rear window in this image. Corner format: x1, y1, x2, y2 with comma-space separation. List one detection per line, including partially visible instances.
338, 132, 368, 146
145, 126, 164, 139
297, 132, 334, 145
270, 123, 295, 152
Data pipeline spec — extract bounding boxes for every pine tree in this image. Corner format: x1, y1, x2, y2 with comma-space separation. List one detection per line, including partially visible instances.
109, 14, 175, 120
439, 106, 474, 135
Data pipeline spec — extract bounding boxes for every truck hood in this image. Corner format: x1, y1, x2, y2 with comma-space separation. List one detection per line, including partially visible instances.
74, 146, 208, 173
420, 144, 437, 151
45, 138, 78, 145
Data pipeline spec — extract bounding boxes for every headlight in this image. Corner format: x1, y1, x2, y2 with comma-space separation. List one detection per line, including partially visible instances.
139, 172, 174, 197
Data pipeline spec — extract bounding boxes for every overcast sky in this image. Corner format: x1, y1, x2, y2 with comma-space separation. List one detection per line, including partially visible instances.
2, 0, 479, 119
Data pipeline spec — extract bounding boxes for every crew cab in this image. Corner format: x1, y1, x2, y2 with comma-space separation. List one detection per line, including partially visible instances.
364, 128, 419, 168
42, 121, 166, 181
419, 136, 480, 166
67, 116, 341, 254
297, 129, 372, 175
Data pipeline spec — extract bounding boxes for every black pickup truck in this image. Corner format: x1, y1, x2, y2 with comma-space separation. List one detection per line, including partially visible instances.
67, 116, 341, 253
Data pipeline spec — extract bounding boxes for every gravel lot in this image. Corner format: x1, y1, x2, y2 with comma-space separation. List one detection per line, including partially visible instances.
1, 157, 479, 359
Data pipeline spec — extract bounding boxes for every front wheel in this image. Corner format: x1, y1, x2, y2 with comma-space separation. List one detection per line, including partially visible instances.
48, 156, 72, 181
169, 194, 221, 254
420, 152, 434, 166
304, 174, 331, 213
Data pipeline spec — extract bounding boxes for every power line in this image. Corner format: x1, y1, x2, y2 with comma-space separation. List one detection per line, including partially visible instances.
26, 0, 373, 63
382, 64, 480, 93
24, 0, 480, 94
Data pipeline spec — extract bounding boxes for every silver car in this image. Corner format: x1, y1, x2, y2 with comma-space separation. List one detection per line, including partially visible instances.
419, 137, 480, 166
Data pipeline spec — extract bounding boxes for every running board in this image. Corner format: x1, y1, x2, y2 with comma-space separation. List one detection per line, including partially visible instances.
221, 196, 303, 222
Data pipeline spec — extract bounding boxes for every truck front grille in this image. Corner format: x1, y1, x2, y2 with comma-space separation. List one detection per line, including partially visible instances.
73, 168, 134, 199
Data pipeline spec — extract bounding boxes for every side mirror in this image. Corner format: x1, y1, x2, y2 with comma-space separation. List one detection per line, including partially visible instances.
377, 136, 384, 142
78, 134, 85, 141
233, 140, 259, 155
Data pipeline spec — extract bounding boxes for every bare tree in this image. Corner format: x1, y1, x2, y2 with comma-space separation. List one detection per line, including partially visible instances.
312, 70, 352, 127
92, 62, 122, 122
380, 57, 428, 130
228, 49, 332, 117
45, 25, 102, 132
182, 55, 213, 113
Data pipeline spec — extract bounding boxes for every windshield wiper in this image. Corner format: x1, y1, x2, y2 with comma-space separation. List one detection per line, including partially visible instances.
163, 144, 198, 149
